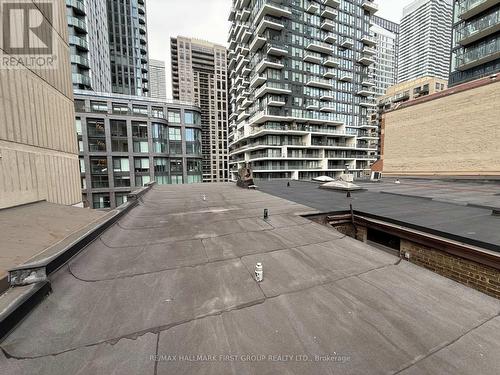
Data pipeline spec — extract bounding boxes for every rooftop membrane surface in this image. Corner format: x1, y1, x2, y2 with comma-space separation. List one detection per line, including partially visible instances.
1, 183, 499, 374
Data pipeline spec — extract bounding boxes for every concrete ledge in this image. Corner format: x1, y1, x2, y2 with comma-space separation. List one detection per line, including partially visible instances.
0, 282, 52, 340
0, 184, 155, 341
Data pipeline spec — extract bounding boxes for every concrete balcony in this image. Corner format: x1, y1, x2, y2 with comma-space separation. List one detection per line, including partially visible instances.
237, 110, 251, 121
256, 58, 284, 73
250, 36, 266, 52
361, 78, 376, 87
242, 66, 252, 76
322, 0, 340, 8
255, 83, 292, 99
358, 54, 375, 65
306, 41, 333, 54
357, 89, 376, 97
320, 93, 335, 101
322, 57, 339, 67
254, 0, 292, 24
241, 8, 251, 21
361, 34, 377, 46
306, 101, 320, 110
267, 96, 286, 106
321, 19, 335, 31
321, 7, 338, 20
241, 29, 252, 43
456, 40, 500, 71
250, 74, 267, 88
267, 43, 288, 56
339, 73, 353, 82
304, 52, 323, 63
235, 57, 250, 73
323, 70, 335, 79
323, 33, 336, 44
306, 2, 319, 13
340, 38, 354, 48
458, 0, 499, 20
320, 104, 336, 112
360, 101, 377, 108
241, 98, 252, 108
362, 1, 378, 14
241, 46, 250, 56
363, 46, 377, 55
306, 77, 332, 89
256, 16, 285, 35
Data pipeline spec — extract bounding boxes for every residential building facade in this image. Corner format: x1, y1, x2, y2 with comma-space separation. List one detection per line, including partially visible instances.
398, 0, 453, 83
370, 16, 399, 96
170, 37, 229, 182
149, 59, 167, 100
374, 76, 500, 177
449, 0, 500, 86
107, 0, 150, 96
0, 0, 81, 209
67, 0, 112, 91
228, 0, 380, 181
74, 91, 203, 209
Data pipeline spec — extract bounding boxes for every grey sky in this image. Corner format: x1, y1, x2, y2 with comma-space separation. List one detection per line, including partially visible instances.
146, 0, 415, 97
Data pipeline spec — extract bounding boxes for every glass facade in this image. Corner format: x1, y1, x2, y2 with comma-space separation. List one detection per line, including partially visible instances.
75, 92, 203, 209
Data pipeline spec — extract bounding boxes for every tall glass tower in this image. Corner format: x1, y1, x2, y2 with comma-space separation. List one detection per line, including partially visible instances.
107, 0, 150, 96
228, 0, 379, 180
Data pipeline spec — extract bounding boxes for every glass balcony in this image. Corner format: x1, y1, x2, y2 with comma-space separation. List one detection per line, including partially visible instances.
455, 36, 500, 70
457, 8, 500, 45
458, 0, 499, 20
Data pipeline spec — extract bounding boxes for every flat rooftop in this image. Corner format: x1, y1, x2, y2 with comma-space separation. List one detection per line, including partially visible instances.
1, 183, 499, 374
0, 202, 105, 289
259, 179, 500, 250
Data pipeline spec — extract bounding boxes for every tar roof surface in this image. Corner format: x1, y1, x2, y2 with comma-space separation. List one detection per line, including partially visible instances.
1, 183, 499, 375
258, 179, 500, 250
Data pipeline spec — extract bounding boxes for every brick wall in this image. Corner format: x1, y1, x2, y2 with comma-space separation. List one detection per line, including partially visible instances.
401, 239, 500, 299
381, 79, 500, 176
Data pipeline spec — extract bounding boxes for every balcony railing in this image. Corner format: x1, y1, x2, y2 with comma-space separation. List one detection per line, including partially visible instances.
458, 0, 498, 20
456, 9, 500, 45
455, 36, 500, 70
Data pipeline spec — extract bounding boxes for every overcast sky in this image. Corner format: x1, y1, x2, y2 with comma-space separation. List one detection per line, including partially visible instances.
146, 0, 415, 97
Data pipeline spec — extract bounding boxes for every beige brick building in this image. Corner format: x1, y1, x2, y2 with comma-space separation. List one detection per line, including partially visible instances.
376, 76, 500, 177
0, 0, 81, 209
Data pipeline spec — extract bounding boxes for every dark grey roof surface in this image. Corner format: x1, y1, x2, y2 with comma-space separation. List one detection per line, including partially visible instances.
257, 179, 500, 250
1, 183, 499, 375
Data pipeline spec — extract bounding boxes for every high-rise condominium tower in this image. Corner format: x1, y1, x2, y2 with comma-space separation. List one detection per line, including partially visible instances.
170, 37, 229, 182
67, 0, 111, 91
449, 0, 500, 86
107, 0, 150, 96
149, 59, 167, 100
371, 16, 399, 96
228, 0, 380, 180
398, 0, 453, 83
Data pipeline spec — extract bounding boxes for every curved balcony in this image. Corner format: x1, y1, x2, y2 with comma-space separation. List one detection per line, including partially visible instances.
66, 0, 85, 16
72, 73, 91, 87
69, 35, 89, 51
71, 54, 90, 69
67, 16, 87, 34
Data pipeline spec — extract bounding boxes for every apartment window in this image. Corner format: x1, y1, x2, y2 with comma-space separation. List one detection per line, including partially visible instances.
170, 159, 183, 173
110, 120, 127, 137
132, 105, 148, 116
92, 193, 110, 209
169, 127, 181, 140
133, 141, 149, 153
184, 111, 201, 125
90, 157, 107, 174
187, 159, 201, 173
87, 119, 105, 137
112, 103, 129, 115
76, 118, 82, 135
90, 101, 108, 113
170, 175, 183, 184
155, 175, 169, 185
135, 175, 151, 187
168, 110, 181, 123
74, 99, 85, 112
134, 158, 150, 173
187, 175, 201, 183
154, 157, 168, 173
151, 107, 164, 118
115, 193, 129, 207
79, 159, 85, 174
114, 175, 131, 187
91, 175, 109, 189
132, 122, 148, 138
113, 157, 130, 172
